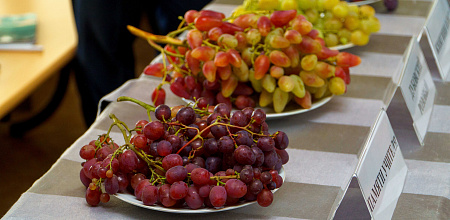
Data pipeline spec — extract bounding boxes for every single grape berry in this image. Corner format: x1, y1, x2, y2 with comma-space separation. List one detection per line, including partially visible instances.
169, 181, 189, 200
234, 130, 253, 147
257, 189, 273, 207
141, 185, 159, 206
191, 168, 211, 185
384, 0, 398, 11
205, 156, 222, 174
85, 187, 101, 206
214, 103, 231, 118
176, 107, 196, 125
135, 179, 151, 200
119, 150, 139, 173
143, 121, 165, 140
197, 97, 209, 109
209, 185, 227, 207
225, 179, 247, 199
80, 145, 96, 160
131, 173, 147, 190
257, 136, 275, 152
234, 145, 256, 165
100, 193, 110, 203
218, 136, 235, 153
249, 179, 263, 195
135, 120, 148, 134
204, 138, 219, 155
104, 175, 119, 194
185, 186, 204, 209
274, 131, 289, 150
230, 110, 249, 127
155, 104, 171, 121
166, 165, 188, 184
240, 168, 254, 184
162, 154, 183, 170
157, 140, 173, 157
166, 135, 181, 153
252, 109, 266, 125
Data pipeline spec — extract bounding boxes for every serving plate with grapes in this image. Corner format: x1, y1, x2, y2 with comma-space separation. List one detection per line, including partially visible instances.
348, 0, 381, 6
182, 96, 332, 119
329, 43, 355, 51
114, 166, 285, 213
259, 95, 332, 118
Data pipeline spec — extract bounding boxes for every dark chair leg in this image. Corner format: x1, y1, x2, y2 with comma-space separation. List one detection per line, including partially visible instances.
10, 61, 73, 137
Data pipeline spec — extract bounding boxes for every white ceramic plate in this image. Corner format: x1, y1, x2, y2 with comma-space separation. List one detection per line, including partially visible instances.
114, 167, 285, 213
330, 43, 355, 51
348, 0, 381, 6
261, 96, 333, 119
182, 96, 332, 119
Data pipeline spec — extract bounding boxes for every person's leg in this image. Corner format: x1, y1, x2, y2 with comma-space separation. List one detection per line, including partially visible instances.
73, 0, 143, 126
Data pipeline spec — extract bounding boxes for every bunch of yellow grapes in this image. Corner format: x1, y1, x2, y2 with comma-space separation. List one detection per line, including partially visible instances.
234, 0, 381, 47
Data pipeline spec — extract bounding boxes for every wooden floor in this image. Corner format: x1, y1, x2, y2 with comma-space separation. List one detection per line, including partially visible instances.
0, 72, 86, 217
0, 34, 156, 217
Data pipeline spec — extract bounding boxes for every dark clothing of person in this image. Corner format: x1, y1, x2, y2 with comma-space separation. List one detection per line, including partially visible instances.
72, 0, 211, 126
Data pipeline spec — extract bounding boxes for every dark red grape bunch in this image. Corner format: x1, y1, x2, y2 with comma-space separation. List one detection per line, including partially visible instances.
79, 96, 290, 209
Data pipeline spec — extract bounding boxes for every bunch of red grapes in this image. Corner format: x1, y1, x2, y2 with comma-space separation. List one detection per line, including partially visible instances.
140, 9, 360, 113
79, 97, 289, 209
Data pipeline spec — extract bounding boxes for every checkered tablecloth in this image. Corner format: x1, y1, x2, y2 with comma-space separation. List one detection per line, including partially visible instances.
3, 0, 449, 219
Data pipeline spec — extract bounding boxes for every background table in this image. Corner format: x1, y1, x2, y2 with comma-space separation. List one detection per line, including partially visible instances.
0, 0, 77, 120
3, 0, 449, 219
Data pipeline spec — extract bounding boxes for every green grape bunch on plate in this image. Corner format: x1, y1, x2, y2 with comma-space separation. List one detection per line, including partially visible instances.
234, 0, 381, 47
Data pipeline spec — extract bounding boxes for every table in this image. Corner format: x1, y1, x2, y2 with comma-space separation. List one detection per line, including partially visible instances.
3, 0, 449, 219
0, 0, 77, 120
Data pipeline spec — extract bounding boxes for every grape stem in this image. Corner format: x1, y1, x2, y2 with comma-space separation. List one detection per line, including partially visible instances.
210, 174, 240, 186
215, 121, 270, 137
109, 114, 166, 174
146, 38, 184, 58
176, 117, 271, 154
203, 40, 221, 51
127, 25, 185, 46
188, 99, 211, 116
117, 96, 155, 122
225, 125, 239, 148
93, 134, 111, 151
169, 22, 193, 38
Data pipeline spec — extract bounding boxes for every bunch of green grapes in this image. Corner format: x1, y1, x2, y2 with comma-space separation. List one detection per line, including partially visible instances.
234, 0, 381, 47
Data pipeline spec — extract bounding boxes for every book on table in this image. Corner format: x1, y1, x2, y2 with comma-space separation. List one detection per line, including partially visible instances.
0, 13, 42, 51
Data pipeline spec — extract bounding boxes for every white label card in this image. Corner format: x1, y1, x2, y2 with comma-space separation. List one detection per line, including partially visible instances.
399, 39, 436, 145
424, 0, 450, 80
356, 110, 408, 220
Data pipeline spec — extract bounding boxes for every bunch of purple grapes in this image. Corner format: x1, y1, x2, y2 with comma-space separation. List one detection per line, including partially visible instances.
79, 97, 289, 209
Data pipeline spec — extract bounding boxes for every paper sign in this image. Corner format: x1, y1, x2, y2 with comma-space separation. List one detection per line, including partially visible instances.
330, 110, 408, 220
398, 39, 436, 145
423, 0, 450, 80
332, 175, 371, 219
356, 109, 408, 219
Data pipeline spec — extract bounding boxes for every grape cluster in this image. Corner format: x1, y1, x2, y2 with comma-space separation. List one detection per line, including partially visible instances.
234, 0, 381, 47
383, 0, 398, 11
135, 8, 360, 113
79, 97, 289, 209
